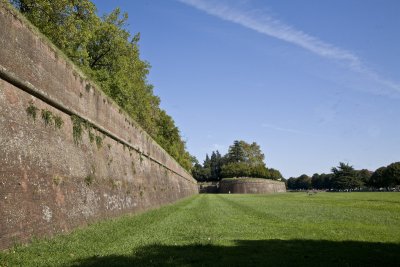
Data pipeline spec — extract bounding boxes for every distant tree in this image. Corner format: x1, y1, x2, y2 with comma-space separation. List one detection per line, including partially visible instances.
369, 167, 387, 188
331, 163, 363, 190
267, 168, 283, 180
384, 162, 400, 188
200, 140, 283, 180
311, 173, 323, 189
226, 140, 246, 163
220, 162, 270, 179
220, 162, 250, 178
202, 154, 212, 181
357, 169, 373, 186
287, 177, 296, 189
242, 142, 265, 166
210, 151, 223, 181
191, 163, 204, 182
322, 173, 333, 190
296, 174, 312, 190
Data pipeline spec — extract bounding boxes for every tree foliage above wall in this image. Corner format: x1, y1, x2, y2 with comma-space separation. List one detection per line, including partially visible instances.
193, 140, 283, 181
10, 0, 193, 170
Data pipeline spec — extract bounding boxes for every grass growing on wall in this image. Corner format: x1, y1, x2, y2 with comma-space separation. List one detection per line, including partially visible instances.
1, 193, 400, 266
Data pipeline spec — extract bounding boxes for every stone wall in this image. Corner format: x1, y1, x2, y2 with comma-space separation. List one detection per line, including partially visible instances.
198, 182, 219, 193
219, 178, 286, 194
0, 3, 198, 250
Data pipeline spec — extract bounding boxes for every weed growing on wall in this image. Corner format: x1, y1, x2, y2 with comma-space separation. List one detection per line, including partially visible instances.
54, 115, 64, 129
84, 174, 94, 186
88, 130, 95, 143
110, 179, 122, 190
26, 101, 38, 121
70, 115, 106, 148
53, 175, 62, 185
41, 109, 53, 126
26, 102, 64, 130
95, 135, 103, 149
71, 115, 83, 144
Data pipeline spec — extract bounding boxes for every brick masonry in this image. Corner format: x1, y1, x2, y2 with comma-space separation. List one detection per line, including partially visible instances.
0, 3, 198, 249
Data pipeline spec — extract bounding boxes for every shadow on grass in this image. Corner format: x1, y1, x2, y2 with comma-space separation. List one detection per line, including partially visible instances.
73, 239, 400, 267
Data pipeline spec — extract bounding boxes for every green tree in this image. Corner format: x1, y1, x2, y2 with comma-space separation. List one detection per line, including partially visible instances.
311, 173, 323, 189
210, 151, 222, 181
226, 140, 246, 163
287, 177, 297, 190
242, 142, 265, 166
296, 174, 311, 190
369, 167, 387, 188
331, 163, 363, 190
201, 140, 282, 180
267, 168, 283, 180
226, 140, 265, 166
384, 162, 400, 188
357, 169, 373, 186
11, 0, 98, 65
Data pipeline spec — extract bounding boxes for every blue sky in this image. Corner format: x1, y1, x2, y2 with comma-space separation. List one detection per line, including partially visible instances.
92, 0, 400, 178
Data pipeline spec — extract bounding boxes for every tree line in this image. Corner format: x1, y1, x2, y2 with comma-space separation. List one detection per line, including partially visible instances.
192, 140, 283, 182
287, 162, 400, 191
11, 0, 193, 170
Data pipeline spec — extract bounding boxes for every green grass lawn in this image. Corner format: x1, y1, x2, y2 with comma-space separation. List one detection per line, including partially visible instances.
1, 192, 400, 266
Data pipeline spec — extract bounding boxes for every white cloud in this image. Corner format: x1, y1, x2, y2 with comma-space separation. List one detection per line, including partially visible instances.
178, 0, 400, 96
261, 123, 314, 136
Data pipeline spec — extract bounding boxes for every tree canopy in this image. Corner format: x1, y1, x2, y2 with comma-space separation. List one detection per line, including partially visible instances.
193, 140, 282, 181
11, 0, 193, 170
287, 161, 400, 191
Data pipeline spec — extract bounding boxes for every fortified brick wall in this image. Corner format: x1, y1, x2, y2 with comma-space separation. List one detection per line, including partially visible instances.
0, 4, 198, 249
219, 178, 286, 194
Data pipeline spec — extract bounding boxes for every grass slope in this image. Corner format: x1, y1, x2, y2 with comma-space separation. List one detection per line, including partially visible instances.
1, 193, 400, 266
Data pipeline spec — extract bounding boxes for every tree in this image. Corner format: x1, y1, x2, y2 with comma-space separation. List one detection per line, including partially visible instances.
296, 174, 311, 190
267, 168, 283, 180
226, 140, 265, 166
369, 167, 386, 188
287, 177, 297, 190
357, 169, 373, 186
242, 142, 265, 166
311, 173, 323, 189
226, 140, 246, 163
11, 0, 98, 65
384, 162, 400, 188
322, 173, 333, 190
191, 158, 204, 182
200, 140, 282, 180
331, 163, 363, 190
210, 151, 222, 181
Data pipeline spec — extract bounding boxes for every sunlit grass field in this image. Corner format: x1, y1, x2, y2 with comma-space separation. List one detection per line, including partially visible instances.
1, 192, 399, 266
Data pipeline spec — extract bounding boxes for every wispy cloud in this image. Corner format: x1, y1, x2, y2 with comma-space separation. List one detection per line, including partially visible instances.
261, 123, 317, 137
178, 0, 400, 96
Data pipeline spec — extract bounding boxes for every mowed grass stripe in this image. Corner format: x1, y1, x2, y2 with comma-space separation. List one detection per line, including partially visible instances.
216, 193, 400, 242
1, 193, 400, 266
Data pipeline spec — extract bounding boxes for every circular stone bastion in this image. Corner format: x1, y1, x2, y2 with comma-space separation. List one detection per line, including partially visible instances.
219, 178, 286, 194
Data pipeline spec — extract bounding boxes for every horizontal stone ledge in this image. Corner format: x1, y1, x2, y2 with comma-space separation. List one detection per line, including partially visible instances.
0, 66, 196, 185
